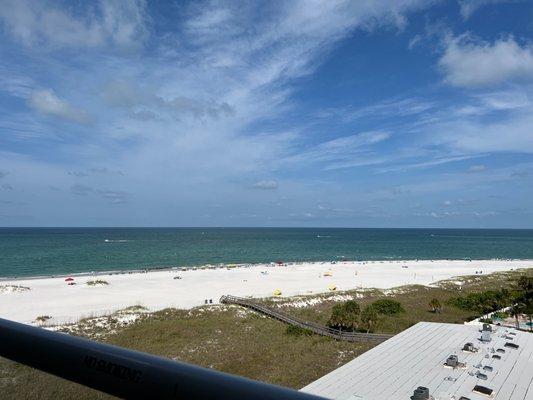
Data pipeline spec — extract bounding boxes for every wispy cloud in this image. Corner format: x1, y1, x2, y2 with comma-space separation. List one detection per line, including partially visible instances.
252, 180, 278, 190
458, 0, 515, 20
0, 0, 148, 50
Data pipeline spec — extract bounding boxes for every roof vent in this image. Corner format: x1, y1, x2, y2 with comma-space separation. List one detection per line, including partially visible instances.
473, 385, 493, 396
476, 372, 488, 380
496, 348, 505, 353
492, 354, 501, 360
504, 342, 519, 349
458, 397, 471, 400
483, 365, 493, 372
411, 386, 430, 400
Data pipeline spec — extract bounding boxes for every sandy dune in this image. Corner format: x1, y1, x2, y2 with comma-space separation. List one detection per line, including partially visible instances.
1, 259, 530, 325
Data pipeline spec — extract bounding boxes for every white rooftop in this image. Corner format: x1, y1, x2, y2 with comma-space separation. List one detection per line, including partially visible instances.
301, 322, 533, 400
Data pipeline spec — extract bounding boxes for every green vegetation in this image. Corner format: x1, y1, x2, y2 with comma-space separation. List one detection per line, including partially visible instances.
327, 300, 360, 330
447, 288, 514, 314
285, 325, 313, 336
513, 275, 533, 329
428, 298, 442, 313
360, 305, 378, 333
327, 298, 404, 333
369, 299, 404, 315
86, 280, 109, 286
1, 268, 531, 399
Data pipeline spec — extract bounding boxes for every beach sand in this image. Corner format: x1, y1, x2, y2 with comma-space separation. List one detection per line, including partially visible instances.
1, 259, 530, 325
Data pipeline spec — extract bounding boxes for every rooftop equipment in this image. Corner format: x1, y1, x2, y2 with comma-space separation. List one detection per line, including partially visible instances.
492, 354, 501, 360
476, 372, 488, 380
472, 385, 493, 396
480, 324, 492, 342
462, 342, 476, 353
483, 366, 493, 372
504, 342, 519, 349
411, 386, 430, 400
445, 355, 459, 368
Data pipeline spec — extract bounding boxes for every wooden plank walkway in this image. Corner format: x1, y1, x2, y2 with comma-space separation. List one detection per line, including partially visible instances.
220, 295, 393, 343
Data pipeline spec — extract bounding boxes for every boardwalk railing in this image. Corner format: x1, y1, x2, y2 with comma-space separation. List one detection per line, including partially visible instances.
220, 295, 393, 343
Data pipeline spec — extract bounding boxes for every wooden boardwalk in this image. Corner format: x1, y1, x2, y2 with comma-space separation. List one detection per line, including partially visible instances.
220, 295, 393, 343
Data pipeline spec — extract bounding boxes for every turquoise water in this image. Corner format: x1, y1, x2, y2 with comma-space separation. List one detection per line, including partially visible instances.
1, 228, 533, 278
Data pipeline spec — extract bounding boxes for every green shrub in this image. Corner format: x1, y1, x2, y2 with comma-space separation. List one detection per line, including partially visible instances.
285, 325, 313, 336
370, 299, 405, 315
87, 279, 109, 286
327, 300, 361, 330
447, 289, 515, 314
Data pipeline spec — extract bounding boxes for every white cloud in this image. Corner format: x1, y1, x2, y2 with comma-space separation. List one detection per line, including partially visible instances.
0, 0, 148, 49
252, 180, 278, 190
439, 35, 533, 87
458, 0, 513, 20
28, 90, 90, 124
468, 164, 486, 172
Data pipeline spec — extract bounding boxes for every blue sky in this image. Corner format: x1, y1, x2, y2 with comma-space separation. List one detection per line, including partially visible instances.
0, 0, 532, 228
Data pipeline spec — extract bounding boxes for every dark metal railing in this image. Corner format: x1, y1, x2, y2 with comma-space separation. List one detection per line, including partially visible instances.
0, 317, 327, 400
220, 295, 393, 342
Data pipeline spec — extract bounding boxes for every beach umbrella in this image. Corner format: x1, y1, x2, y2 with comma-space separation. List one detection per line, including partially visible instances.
276, 260, 284, 266
65, 277, 74, 282
273, 288, 282, 296
328, 283, 337, 291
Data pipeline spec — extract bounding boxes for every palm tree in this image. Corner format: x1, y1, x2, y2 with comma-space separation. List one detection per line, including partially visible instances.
428, 298, 442, 313
524, 302, 533, 332
510, 304, 522, 330
328, 303, 346, 330
328, 301, 361, 331
361, 305, 378, 333
343, 300, 360, 331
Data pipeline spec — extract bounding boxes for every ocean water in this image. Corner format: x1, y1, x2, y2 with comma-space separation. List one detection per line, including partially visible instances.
1, 228, 533, 278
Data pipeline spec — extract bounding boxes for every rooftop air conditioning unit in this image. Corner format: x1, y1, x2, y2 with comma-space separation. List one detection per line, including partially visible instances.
445, 355, 459, 368
462, 342, 476, 352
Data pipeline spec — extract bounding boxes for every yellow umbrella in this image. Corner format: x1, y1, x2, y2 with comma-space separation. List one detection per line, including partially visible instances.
328, 283, 337, 291
324, 271, 332, 277
273, 288, 282, 296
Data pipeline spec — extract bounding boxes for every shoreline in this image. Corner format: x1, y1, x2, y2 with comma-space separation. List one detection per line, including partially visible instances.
1, 259, 531, 326
2, 257, 532, 282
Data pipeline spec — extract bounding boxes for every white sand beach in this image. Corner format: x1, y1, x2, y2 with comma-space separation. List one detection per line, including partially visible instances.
0, 259, 531, 326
